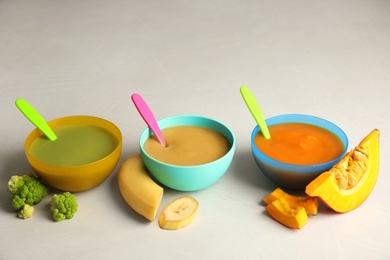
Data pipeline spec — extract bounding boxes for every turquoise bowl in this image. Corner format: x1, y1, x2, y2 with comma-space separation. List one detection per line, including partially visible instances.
251, 114, 348, 190
140, 115, 235, 191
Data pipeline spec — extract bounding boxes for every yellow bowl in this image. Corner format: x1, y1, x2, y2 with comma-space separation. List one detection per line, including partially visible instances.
24, 116, 122, 192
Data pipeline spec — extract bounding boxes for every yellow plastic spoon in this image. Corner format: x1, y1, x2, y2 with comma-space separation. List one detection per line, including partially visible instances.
15, 98, 57, 141
240, 86, 271, 140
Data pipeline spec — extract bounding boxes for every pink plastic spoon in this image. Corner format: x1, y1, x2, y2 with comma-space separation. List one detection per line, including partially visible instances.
131, 93, 166, 147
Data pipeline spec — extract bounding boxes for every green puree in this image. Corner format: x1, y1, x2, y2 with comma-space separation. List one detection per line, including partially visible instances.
29, 125, 118, 166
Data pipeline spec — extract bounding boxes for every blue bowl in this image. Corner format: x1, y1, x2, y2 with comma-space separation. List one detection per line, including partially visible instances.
140, 115, 235, 191
251, 114, 348, 190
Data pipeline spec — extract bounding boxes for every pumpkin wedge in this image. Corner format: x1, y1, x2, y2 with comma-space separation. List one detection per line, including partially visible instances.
306, 129, 380, 213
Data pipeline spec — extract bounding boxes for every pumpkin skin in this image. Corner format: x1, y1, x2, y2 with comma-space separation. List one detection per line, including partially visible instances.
305, 129, 380, 213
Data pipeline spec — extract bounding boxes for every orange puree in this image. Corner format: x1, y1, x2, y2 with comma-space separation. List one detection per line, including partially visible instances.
255, 123, 344, 165
143, 126, 231, 166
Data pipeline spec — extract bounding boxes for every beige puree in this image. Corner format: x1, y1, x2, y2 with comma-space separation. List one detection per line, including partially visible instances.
143, 126, 231, 166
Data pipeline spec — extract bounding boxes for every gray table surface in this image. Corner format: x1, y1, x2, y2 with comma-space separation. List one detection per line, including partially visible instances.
1, 0, 389, 259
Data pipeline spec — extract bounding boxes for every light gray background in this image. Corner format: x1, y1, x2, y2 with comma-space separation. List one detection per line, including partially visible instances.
1, 0, 389, 259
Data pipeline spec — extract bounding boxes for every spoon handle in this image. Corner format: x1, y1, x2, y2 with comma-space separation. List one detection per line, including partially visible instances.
131, 94, 166, 147
15, 98, 57, 141
240, 86, 271, 140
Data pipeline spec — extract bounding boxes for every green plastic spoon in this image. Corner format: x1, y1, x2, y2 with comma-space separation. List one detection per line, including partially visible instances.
240, 86, 271, 140
15, 98, 57, 141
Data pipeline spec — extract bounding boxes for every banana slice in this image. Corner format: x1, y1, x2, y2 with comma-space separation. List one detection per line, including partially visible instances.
158, 196, 199, 230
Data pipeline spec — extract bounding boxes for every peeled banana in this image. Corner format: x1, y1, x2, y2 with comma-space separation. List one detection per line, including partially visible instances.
117, 155, 163, 221
158, 196, 198, 230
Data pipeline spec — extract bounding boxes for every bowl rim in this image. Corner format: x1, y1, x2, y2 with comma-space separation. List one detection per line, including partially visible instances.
24, 115, 122, 169
251, 113, 349, 171
139, 114, 236, 169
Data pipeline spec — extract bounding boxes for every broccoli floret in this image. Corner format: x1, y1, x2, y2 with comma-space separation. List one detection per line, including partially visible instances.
50, 192, 78, 221
7, 174, 49, 216
17, 204, 35, 219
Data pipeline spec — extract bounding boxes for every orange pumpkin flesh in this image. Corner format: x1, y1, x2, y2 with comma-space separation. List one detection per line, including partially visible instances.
305, 129, 380, 213
263, 188, 318, 215
265, 198, 308, 229
263, 188, 317, 228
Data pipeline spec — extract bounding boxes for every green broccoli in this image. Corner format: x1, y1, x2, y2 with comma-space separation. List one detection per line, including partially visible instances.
50, 192, 78, 221
17, 204, 35, 219
7, 174, 49, 218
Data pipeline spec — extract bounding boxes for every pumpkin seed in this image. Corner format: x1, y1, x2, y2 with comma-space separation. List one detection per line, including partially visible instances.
353, 150, 367, 162
333, 146, 370, 190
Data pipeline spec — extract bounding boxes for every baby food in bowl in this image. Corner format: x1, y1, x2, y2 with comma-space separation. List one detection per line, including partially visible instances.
25, 116, 122, 192
251, 114, 348, 190
144, 126, 230, 166
140, 115, 235, 191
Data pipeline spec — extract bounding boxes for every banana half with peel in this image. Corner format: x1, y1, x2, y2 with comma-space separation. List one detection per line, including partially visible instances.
159, 196, 199, 230
117, 155, 163, 221
117, 155, 199, 229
